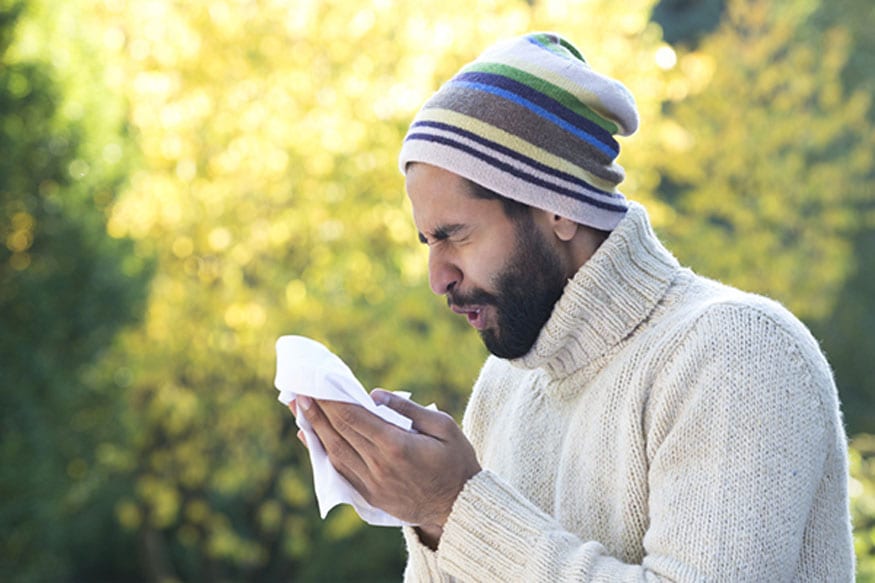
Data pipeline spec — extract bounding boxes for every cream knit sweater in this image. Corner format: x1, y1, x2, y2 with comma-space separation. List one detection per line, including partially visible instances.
402, 202, 854, 582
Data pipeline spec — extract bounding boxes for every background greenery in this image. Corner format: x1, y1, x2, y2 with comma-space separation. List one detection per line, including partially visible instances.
1, 0, 873, 580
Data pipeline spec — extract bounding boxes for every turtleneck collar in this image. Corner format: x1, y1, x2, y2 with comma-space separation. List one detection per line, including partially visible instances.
512, 201, 682, 379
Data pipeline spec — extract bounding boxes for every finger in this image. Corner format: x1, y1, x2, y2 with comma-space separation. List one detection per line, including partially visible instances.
371, 389, 456, 438
305, 400, 381, 502
302, 398, 372, 476
315, 399, 395, 452
289, 400, 297, 417
297, 429, 307, 447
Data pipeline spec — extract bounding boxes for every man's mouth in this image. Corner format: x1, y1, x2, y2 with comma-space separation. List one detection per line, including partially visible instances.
451, 304, 486, 330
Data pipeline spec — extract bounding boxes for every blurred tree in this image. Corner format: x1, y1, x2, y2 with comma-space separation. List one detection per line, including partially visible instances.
652, 0, 873, 325
806, 0, 875, 434
851, 434, 875, 581
651, 0, 725, 45
0, 0, 151, 580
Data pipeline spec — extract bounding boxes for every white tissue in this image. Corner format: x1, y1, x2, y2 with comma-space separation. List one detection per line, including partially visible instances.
274, 335, 411, 527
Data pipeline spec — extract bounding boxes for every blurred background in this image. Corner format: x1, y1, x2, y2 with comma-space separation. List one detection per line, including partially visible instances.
1, 0, 873, 580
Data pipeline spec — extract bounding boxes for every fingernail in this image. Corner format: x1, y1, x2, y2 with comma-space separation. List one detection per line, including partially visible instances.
371, 389, 389, 405
298, 395, 312, 411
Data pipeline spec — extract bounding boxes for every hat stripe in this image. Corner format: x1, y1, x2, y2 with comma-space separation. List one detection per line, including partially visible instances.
449, 79, 618, 159
464, 62, 619, 134
405, 130, 628, 212
412, 108, 620, 192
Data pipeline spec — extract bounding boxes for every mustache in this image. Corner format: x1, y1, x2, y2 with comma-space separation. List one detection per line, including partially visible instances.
447, 287, 497, 310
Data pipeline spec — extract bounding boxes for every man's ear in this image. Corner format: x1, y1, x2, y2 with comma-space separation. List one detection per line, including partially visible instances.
551, 215, 579, 242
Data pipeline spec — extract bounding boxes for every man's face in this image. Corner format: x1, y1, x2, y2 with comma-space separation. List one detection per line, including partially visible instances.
406, 163, 568, 359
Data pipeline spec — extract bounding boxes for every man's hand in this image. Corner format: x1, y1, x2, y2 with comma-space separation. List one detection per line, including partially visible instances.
292, 389, 481, 546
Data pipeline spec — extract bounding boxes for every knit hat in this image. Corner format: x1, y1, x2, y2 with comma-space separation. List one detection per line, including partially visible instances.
398, 32, 639, 231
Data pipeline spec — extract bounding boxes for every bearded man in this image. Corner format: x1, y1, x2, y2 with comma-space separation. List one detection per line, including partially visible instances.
293, 32, 854, 581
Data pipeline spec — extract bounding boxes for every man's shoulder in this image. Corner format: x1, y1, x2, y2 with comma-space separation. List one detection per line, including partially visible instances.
673, 273, 809, 337
627, 272, 829, 389
646, 275, 841, 434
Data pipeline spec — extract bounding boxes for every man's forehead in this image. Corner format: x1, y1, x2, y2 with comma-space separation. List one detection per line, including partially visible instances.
405, 163, 470, 194
407, 166, 476, 213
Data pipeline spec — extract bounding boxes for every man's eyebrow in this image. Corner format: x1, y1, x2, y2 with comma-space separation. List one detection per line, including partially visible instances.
418, 223, 466, 244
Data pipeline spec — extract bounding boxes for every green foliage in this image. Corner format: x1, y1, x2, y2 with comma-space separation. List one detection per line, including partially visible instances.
851, 435, 875, 581
812, 0, 875, 96
813, 228, 875, 433
808, 0, 875, 434
652, 0, 725, 45
0, 0, 150, 580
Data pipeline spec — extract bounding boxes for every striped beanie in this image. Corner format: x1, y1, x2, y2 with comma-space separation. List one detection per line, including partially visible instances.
398, 32, 639, 231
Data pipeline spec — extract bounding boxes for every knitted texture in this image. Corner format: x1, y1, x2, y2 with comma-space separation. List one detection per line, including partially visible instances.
402, 202, 854, 581
398, 32, 639, 231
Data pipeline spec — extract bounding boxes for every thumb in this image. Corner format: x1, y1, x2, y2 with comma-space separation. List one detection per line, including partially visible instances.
371, 389, 455, 437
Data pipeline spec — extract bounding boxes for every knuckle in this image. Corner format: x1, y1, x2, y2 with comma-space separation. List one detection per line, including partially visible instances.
436, 411, 456, 430
437, 410, 454, 423
381, 436, 406, 459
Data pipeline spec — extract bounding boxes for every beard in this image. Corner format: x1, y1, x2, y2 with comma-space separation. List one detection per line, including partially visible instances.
448, 220, 569, 359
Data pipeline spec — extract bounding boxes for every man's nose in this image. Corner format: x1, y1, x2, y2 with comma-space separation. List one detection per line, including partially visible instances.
428, 250, 461, 296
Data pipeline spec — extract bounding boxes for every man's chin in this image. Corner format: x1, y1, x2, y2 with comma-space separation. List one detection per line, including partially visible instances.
479, 329, 536, 360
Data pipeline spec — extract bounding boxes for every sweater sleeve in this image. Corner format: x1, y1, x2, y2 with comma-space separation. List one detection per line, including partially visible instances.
411, 302, 852, 582
401, 526, 453, 583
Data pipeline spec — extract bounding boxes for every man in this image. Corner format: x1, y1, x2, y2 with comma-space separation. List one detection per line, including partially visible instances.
292, 32, 854, 580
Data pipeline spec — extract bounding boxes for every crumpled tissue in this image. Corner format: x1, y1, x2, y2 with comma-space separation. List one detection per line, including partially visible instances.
274, 335, 414, 527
